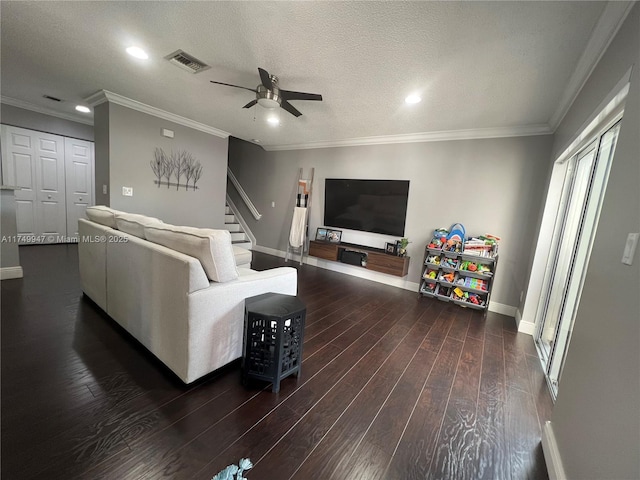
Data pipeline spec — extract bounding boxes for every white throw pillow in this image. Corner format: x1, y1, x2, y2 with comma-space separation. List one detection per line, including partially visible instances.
85, 206, 120, 228
115, 213, 163, 238
144, 224, 238, 283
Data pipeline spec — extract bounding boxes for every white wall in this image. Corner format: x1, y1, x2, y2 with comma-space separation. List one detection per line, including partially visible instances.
102, 103, 229, 229
545, 4, 639, 479
228, 134, 553, 309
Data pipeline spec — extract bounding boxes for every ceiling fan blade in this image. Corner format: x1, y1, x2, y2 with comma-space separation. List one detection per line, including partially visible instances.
280, 90, 323, 102
281, 100, 302, 117
258, 68, 274, 90
210, 80, 256, 93
243, 100, 258, 109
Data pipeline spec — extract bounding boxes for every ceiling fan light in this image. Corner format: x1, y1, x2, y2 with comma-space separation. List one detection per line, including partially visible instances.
257, 97, 279, 109
266, 115, 280, 126
405, 94, 422, 104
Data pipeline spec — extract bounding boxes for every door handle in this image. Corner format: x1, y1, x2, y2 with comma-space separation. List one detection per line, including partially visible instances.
79, 198, 83, 201
47, 195, 52, 199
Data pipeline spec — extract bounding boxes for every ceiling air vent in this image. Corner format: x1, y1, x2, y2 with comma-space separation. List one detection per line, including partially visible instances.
165, 50, 210, 74
43, 95, 62, 102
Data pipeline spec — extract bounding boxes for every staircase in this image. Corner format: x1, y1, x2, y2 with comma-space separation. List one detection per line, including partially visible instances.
225, 204, 252, 249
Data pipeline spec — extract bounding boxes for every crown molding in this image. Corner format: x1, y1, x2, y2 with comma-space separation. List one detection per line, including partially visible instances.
548, 1, 635, 131
262, 124, 553, 151
85, 90, 230, 139
0, 96, 94, 126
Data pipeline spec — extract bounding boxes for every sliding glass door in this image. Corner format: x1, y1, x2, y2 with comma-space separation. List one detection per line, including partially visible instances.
534, 121, 621, 399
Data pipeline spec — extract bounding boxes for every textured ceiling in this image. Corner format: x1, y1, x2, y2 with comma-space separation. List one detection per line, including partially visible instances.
1, 1, 608, 148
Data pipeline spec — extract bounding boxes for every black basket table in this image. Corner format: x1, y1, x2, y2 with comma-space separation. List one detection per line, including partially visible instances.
243, 293, 306, 393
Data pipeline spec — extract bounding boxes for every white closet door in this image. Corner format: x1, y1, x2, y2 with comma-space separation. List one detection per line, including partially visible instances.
1, 125, 67, 243
64, 137, 94, 238
36, 131, 67, 242
1, 126, 38, 238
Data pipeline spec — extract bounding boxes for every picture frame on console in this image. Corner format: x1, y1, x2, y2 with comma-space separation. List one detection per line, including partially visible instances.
385, 242, 397, 255
327, 229, 342, 243
315, 227, 328, 241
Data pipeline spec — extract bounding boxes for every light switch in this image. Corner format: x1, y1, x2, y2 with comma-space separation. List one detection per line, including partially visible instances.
622, 233, 639, 265
271, 201, 276, 208
102, 184, 108, 195
122, 186, 133, 197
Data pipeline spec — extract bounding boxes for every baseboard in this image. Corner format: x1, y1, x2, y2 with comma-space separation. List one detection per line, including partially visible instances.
541, 421, 567, 480
252, 245, 287, 259
253, 245, 421, 292
518, 319, 536, 336
253, 246, 520, 309
487, 301, 517, 317
515, 307, 523, 325
0, 266, 23, 280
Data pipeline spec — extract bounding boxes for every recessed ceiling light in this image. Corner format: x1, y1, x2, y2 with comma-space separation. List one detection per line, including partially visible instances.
126, 46, 148, 59
266, 115, 280, 126
405, 94, 422, 104
75, 105, 91, 113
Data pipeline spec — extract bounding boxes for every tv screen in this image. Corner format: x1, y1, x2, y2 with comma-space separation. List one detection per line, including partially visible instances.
324, 179, 410, 237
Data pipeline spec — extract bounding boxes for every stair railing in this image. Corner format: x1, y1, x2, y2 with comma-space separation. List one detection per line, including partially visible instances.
227, 167, 262, 220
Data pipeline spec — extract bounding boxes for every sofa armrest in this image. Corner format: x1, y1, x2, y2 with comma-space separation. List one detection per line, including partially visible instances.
78, 218, 109, 310
184, 267, 298, 383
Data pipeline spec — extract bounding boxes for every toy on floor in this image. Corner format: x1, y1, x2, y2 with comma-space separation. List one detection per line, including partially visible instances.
455, 277, 487, 291
428, 228, 449, 249
426, 254, 441, 265
423, 269, 438, 280
476, 264, 492, 275
438, 272, 455, 284
441, 257, 458, 269
422, 282, 436, 293
437, 286, 452, 298
443, 239, 463, 253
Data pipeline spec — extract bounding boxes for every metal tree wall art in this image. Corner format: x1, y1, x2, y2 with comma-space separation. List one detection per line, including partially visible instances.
151, 148, 204, 191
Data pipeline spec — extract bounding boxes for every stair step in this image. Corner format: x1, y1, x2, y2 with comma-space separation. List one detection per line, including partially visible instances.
230, 232, 247, 241
224, 214, 235, 223
225, 223, 243, 232
232, 241, 252, 249
225, 206, 231, 215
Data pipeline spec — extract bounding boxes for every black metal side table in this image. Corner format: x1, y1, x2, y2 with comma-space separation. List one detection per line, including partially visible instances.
243, 293, 306, 393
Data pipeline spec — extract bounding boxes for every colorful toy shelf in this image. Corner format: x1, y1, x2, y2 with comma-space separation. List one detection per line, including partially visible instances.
419, 229, 499, 311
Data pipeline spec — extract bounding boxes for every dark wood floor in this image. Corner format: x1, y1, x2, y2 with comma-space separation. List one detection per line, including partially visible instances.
1, 244, 552, 480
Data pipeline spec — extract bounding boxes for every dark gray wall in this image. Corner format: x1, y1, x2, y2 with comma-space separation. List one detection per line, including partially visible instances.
548, 5, 639, 479
228, 134, 553, 308
104, 103, 228, 228
93, 103, 110, 206
0, 103, 94, 141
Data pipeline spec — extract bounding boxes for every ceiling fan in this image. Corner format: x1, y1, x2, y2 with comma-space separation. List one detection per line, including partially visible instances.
210, 67, 323, 117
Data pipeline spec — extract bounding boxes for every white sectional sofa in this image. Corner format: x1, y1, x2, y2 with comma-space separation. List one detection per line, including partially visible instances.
78, 206, 297, 384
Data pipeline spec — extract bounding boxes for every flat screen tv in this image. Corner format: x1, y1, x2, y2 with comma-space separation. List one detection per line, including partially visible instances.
324, 179, 410, 237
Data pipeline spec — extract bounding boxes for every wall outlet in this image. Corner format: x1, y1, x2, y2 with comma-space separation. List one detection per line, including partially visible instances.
622, 232, 639, 265
271, 201, 275, 208
122, 186, 133, 197
102, 184, 108, 195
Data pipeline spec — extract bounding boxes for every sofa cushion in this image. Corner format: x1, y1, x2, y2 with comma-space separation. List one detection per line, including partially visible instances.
144, 224, 238, 283
85, 205, 120, 228
115, 213, 163, 238
232, 245, 252, 267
